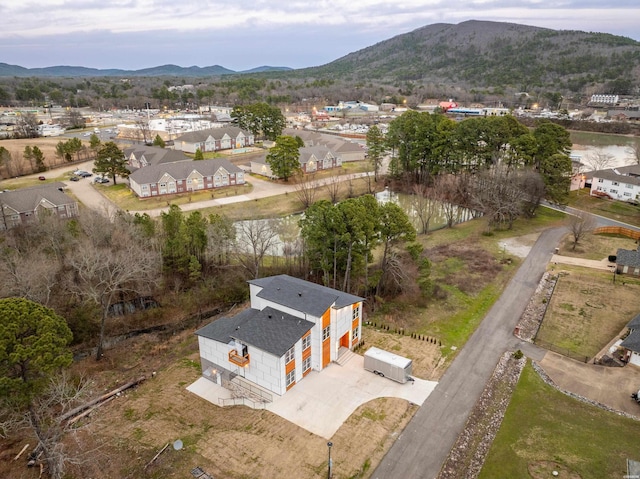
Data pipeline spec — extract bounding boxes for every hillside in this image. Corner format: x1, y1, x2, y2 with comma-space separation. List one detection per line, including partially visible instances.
293, 20, 640, 94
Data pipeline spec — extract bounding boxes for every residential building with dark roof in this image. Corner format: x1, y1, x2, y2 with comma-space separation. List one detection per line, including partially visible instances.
249, 145, 342, 178
124, 145, 190, 170
128, 158, 245, 197
616, 244, 640, 276
621, 313, 640, 366
0, 183, 78, 230
196, 274, 364, 397
173, 126, 254, 154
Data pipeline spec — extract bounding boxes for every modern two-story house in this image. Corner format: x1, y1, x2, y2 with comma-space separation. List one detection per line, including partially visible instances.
0, 183, 79, 230
173, 126, 254, 154
589, 165, 640, 203
195, 275, 364, 397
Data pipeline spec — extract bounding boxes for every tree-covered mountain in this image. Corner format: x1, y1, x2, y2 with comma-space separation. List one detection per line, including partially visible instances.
0, 63, 291, 78
293, 20, 640, 95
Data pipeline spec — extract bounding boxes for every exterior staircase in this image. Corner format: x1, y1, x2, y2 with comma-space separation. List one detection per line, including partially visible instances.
335, 347, 357, 366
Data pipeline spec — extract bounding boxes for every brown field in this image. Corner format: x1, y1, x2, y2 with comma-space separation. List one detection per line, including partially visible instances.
536, 267, 640, 359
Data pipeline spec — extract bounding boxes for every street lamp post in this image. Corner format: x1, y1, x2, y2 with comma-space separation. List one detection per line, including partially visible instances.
327, 442, 333, 479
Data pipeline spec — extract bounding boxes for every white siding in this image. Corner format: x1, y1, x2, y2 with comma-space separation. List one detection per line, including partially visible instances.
631, 351, 640, 367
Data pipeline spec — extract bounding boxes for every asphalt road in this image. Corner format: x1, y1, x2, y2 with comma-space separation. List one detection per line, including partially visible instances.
372, 226, 566, 479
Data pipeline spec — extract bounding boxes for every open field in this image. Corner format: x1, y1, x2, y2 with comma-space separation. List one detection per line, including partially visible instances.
557, 228, 637, 260
479, 362, 640, 479
536, 267, 640, 359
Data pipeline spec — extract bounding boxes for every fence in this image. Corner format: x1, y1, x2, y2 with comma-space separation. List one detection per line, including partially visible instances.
533, 338, 590, 363
594, 226, 640, 241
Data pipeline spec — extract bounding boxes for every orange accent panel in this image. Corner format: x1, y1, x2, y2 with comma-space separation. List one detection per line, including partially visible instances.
285, 359, 295, 375
322, 308, 331, 328
322, 338, 330, 368
302, 347, 311, 360
286, 381, 296, 391
303, 368, 311, 377
352, 317, 359, 329
340, 332, 349, 348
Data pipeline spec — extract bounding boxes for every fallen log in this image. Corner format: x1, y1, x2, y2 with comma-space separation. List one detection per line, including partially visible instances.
144, 443, 169, 470
67, 395, 116, 426
13, 443, 29, 461
59, 376, 146, 423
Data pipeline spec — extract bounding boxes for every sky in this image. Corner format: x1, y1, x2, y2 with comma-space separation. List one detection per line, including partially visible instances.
1, 0, 639, 72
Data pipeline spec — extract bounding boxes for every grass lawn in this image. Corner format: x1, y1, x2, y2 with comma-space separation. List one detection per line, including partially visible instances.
535, 267, 640, 359
99, 182, 254, 212
557, 230, 637, 260
569, 189, 640, 228
480, 362, 640, 479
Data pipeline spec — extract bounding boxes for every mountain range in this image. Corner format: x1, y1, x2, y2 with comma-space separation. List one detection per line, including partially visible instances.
2, 20, 639, 94
0, 63, 292, 78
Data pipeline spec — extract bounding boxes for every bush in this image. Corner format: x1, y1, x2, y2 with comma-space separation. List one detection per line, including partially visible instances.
513, 349, 524, 360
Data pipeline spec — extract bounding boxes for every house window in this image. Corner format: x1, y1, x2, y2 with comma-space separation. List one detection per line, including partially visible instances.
160, 182, 166, 188
624, 192, 632, 197
612, 181, 619, 186
285, 370, 296, 387
352, 306, 360, 321
625, 183, 633, 189
598, 178, 604, 183
610, 189, 618, 194
284, 346, 295, 364
322, 325, 330, 341
302, 356, 311, 373
302, 335, 311, 351
142, 185, 148, 190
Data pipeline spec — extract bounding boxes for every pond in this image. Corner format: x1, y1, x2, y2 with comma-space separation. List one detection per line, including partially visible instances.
234, 191, 477, 257
570, 131, 640, 169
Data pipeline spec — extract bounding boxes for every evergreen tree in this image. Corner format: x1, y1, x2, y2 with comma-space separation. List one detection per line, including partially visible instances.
93, 141, 128, 185
266, 135, 300, 181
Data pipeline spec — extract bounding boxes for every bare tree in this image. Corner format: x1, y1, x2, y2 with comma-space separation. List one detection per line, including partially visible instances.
235, 219, 279, 279
68, 232, 161, 360
0, 248, 59, 305
627, 142, 640, 166
585, 151, 616, 171
134, 117, 152, 144
469, 166, 526, 230
411, 183, 438, 234
293, 172, 319, 208
324, 170, 342, 204
1, 372, 93, 479
567, 211, 596, 251
14, 112, 39, 138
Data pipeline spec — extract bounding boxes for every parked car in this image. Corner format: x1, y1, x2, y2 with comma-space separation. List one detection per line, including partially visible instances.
78, 172, 92, 178
94, 177, 109, 184
38, 176, 46, 181
70, 176, 80, 182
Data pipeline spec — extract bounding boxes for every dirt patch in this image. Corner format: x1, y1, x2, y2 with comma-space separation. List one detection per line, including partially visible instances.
427, 241, 503, 295
498, 233, 540, 258
528, 461, 582, 479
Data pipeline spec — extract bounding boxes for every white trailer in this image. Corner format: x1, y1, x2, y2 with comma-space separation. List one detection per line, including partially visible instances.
363, 347, 414, 384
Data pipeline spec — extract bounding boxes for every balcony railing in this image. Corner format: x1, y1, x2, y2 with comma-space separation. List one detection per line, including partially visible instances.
228, 349, 250, 367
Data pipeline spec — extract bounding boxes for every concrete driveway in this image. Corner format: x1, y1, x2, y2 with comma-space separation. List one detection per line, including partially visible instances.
188, 351, 437, 440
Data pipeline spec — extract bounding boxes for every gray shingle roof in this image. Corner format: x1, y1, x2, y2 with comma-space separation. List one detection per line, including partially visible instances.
124, 145, 189, 166
173, 126, 249, 144
0, 183, 75, 213
627, 313, 640, 329
616, 247, 640, 268
592, 170, 640, 187
195, 306, 314, 357
249, 274, 363, 317
128, 158, 243, 185
621, 329, 640, 353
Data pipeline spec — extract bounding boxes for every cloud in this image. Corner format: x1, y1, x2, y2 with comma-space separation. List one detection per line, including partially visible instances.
0, 0, 638, 70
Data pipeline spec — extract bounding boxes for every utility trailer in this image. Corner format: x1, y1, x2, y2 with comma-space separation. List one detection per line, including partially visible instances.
363, 347, 414, 384
632, 388, 640, 404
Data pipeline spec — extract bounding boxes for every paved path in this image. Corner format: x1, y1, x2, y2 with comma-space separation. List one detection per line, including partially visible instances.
372, 226, 566, 479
